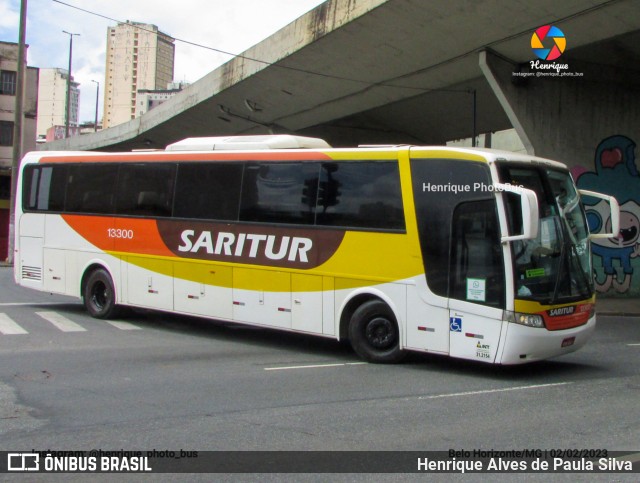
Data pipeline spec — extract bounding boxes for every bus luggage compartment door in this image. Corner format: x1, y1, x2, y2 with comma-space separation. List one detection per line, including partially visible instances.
18, 213, 45, 289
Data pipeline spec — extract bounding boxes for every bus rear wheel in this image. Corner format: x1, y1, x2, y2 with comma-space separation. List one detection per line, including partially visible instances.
348, 300, 405, 363
83, 269, 119, 319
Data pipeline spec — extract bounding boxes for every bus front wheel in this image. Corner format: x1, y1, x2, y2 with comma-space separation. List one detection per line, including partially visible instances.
83, 269, 119, 319
348, 300, 405, 363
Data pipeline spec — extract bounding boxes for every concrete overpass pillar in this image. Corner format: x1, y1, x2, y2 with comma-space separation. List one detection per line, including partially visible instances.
480, 49, 640, 298
479, 50, 535, 156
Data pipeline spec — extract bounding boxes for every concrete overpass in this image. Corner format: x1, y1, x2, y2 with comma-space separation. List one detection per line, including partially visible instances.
40, 0, 640, 164
37, 0, 640, 296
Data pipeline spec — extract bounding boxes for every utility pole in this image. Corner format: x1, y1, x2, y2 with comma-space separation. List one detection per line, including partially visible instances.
63, 30, 79, 139
471, 89, 477, 148
7, 0, 27, 264
91, 80, 99, 132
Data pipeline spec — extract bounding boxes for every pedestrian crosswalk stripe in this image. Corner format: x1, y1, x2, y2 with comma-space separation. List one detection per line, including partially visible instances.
0, 302, 72, 306
106, 320, 142, 331
0, 313, 28, 335
36, 311, 87, 332
0, 311, 143, 335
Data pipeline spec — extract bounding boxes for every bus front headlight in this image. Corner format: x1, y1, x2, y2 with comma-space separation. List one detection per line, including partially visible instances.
505, 311, 546, 328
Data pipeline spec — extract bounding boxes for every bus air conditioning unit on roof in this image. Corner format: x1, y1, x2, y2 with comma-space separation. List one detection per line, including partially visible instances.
165, 135, 331, 151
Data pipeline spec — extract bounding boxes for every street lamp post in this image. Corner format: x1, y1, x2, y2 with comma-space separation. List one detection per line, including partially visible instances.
91, 80, 99, 132
62, 30, 79, 139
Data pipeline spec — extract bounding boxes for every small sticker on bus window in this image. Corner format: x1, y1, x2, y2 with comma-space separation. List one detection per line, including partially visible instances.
526, 268, 546, 278
466, 278, 486, 302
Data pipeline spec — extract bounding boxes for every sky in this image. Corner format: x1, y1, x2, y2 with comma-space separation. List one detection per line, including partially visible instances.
0, 0, 326, 124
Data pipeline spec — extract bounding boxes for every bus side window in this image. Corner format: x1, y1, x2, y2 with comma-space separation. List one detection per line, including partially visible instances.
22, 165, 67, 212
66, 164, 117, 214
239, 163, 319, 225
174, 163, 243, 221
450, 200, 505, 308
23, 166, 40, 210
116, 164, 176, 217
316, 161, 404, 230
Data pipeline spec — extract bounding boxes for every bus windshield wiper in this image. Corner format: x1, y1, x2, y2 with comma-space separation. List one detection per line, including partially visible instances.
569, 243, 592, 298
550, 233, 591, 304
549, 238, 566, 305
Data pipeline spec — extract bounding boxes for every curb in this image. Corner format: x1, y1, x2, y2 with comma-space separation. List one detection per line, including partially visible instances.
597, 311, 640, 317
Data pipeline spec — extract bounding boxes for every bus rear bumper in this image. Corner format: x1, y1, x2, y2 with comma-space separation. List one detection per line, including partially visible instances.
497, 316, 596, 364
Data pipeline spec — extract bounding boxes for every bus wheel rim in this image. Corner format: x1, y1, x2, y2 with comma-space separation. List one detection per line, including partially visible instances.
91, 281, 107, 310
365, 317, 394, 349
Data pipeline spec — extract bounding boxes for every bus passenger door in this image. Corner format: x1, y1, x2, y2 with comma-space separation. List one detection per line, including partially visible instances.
448, 303, 504, 363
448, 200, 506, 362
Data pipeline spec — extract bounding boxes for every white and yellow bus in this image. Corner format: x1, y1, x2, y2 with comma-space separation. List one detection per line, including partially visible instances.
13, 135, 619, 364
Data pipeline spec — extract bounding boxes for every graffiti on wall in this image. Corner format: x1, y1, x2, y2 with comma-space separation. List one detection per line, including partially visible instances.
572, 135, 640, 296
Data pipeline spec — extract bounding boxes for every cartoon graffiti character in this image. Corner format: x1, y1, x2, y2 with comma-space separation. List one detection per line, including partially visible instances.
574, 135, 640, 295
588, 209, 640, 292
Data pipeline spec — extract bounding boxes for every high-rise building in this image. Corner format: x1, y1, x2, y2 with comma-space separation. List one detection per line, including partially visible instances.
103, 21, 175, 129
36, 67, 80, 139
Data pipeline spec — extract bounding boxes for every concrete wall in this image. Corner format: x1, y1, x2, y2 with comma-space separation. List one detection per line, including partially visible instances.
573, 135, 640, 298
481, 50, 640, 298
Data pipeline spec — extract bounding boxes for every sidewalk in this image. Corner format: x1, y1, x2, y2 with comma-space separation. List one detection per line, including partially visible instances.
595, 296, 640, 317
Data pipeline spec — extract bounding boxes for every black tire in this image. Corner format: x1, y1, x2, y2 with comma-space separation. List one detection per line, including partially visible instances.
348, 300, 405, 363
83, 269, 119, 319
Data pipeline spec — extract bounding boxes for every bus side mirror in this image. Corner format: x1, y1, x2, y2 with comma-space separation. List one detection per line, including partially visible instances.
496, 184, 540, 243
578, 189, 620, 239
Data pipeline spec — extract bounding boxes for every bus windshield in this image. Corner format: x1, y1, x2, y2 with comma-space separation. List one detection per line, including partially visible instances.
499, 164, 593, 304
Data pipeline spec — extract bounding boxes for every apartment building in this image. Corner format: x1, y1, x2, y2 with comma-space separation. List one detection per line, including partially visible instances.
0, 41, 38, 260
103, 21, 175, 128
36, 67, 80, 139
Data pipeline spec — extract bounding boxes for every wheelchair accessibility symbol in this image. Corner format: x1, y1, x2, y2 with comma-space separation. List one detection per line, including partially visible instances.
449, 317, 462, 332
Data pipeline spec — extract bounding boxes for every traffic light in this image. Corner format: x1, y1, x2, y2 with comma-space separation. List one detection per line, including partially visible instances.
318, 164, 341, 210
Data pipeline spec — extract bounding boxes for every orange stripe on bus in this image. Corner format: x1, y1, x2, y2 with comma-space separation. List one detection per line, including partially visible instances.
61, 215, 175, 258
42, 151, 333, 163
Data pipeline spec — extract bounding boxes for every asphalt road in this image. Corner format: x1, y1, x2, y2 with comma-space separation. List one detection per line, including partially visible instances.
0, 266, 639, 479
